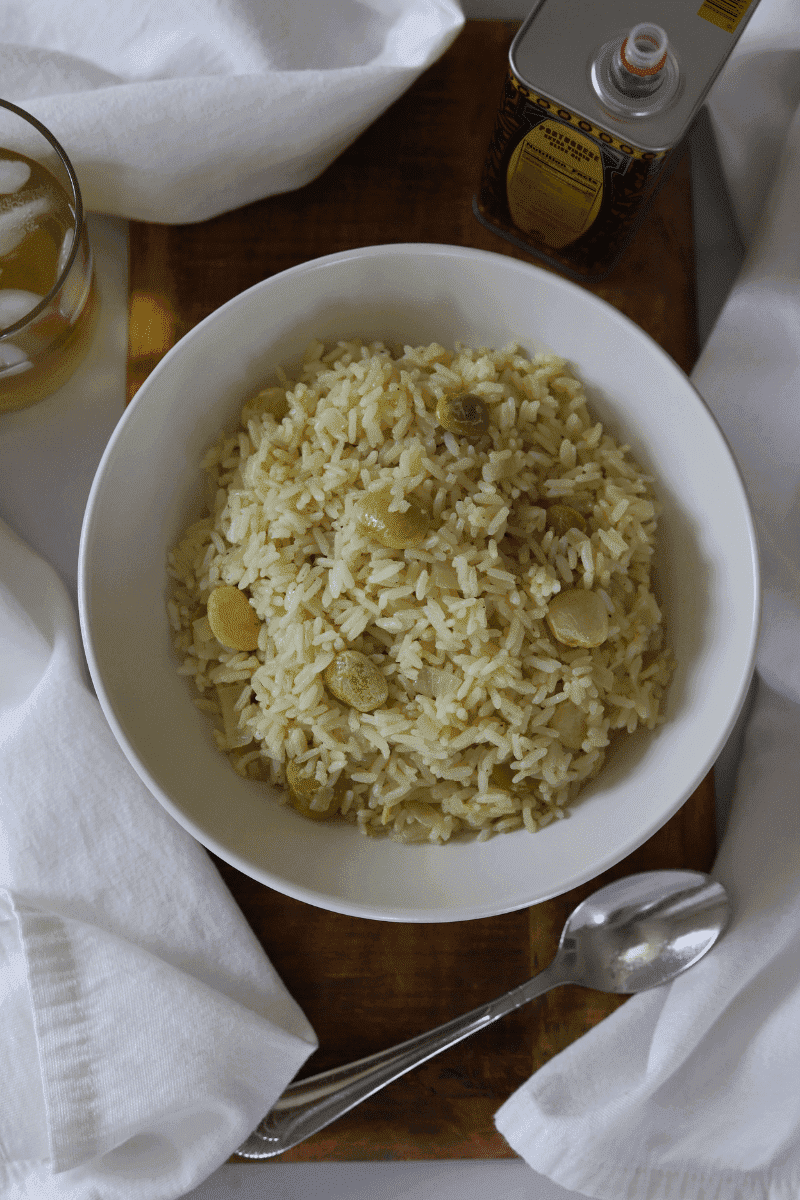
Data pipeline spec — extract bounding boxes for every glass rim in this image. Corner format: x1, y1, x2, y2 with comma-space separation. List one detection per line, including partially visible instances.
0, 96, 86, 339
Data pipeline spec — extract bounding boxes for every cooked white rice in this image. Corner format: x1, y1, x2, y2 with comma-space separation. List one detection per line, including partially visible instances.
167, 339, 672, 843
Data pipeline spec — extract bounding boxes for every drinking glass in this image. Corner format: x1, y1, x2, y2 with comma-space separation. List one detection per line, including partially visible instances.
0, 98, 97, 413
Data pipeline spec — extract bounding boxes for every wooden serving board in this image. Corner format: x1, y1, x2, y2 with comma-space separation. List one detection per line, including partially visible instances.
127, 21, 713, 1162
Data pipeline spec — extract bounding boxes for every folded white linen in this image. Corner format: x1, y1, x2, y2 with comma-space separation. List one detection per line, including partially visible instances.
0, 0, 464, 223
495, 1, 800, 1196
0, 515, 318, 1197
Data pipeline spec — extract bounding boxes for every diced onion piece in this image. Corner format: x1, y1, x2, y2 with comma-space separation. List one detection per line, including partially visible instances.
215, 683, 253, 748
324, 650, 389, 712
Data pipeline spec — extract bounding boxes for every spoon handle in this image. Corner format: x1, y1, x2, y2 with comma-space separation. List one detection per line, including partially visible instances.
237, 958, 569, 1159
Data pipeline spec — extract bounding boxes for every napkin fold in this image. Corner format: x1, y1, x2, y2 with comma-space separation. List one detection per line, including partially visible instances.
495, 1, 800, 1196
0, 516, 318, 1198
0, 0, 464, 223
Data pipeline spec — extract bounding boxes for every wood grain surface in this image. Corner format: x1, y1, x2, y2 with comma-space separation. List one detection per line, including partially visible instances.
127, 21, 713, 1162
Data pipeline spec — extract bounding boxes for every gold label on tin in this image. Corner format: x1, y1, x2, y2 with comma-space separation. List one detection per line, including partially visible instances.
697, 0, 755, 32
506, 120, 604, 249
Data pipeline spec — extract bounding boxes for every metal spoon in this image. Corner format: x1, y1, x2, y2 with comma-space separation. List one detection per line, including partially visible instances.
237, 868, 729, 1159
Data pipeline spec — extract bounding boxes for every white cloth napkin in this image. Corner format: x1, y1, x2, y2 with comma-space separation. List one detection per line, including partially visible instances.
0, 514, 318, 1197
0, 0, 464, 223
495, 1, 800, 1196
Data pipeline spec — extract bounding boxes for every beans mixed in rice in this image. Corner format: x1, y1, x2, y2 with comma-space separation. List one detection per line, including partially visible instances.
167, 340, 672, 843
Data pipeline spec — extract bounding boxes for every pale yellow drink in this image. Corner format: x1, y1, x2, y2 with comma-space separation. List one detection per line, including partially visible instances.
0, 106, 97, 413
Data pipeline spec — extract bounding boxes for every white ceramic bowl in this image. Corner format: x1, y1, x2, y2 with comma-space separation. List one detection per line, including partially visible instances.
79, 244, 759, 922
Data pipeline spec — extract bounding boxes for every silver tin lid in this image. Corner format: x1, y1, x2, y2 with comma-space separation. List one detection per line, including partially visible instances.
510, 0, 761, 152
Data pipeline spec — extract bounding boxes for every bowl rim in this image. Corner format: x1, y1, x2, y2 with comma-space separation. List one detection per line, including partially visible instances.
78, 242, 761, 922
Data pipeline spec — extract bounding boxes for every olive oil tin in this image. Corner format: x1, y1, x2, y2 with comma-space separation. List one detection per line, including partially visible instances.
474, 0, 762, 280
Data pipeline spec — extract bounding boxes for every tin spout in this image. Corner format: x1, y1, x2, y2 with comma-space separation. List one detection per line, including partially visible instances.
611, 24, 669, 97
590, 21, 679, 116
621, 24, 668, 76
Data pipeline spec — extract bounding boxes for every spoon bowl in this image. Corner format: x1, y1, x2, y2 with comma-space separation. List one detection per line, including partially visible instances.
561, 868, 731, 994
238, 869, 730, 1158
